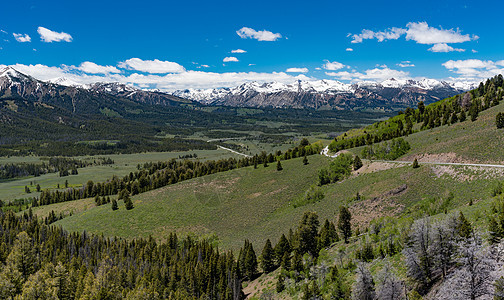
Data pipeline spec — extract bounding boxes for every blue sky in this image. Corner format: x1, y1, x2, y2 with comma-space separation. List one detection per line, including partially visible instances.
1, 0, 503, 90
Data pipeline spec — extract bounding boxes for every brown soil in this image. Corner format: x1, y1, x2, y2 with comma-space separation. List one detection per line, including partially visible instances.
350, 184, 407, 228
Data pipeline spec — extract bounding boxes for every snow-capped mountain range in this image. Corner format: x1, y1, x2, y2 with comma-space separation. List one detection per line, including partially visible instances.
171, 78, 477, 109
1, 66, 478, 111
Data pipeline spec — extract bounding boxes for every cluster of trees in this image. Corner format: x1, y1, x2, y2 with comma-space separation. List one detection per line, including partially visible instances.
329, 74, 504, 155
360, 138, 411, 160
318, 153, 356, 185
401, 213, 499, 298
32, 141, 321, 208
0, 209, 244, 299
0, 157, 113, 180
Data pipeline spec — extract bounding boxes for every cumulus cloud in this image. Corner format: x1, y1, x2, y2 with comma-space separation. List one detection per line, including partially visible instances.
428, 43, 465, 52
0, 30, 7, 34
323, 60, 345, 70
118, 58, 185, 73
351, 27, 406, 43
78, 61, 120, 74
231, 49, 246, 53
286, 67, 308, 73
326, 66, 410, 82
37, 27, 73, 42
405, 22, 477, 44
223, 57, 239, 62
350, 22, 477, 52
236, 27, 282, 41
4, 62, 314, 91
397, 61, 415, 68
346, 48, 353, 52
13, 33, 31, 42
442, 59, 504, 81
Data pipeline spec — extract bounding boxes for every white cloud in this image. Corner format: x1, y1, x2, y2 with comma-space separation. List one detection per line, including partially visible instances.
346, 48, 353, 52
231, 49, 246, 53
223, 57, 239, 62
37, 27, 72, 42
286, 67, 308, 73
5, 62, 314, 91
315, 67, 321, 70
13, 33, 31, 42
118, 58, 185, 73
428, 43, 465, 52
351, 27, 406, 43
442, 59, 504, 81
236, 27, 282, 41
0, 30, 7, 34
397, 61, 415, 68
350, 22, 478, 52
248, 63, 256, 66
200, 64, 210, 68
323, 60, 345, 70
78, 61, 120, 74
405, 22, 477, 44
472, 49, 478, 53
326, 66, 410, 82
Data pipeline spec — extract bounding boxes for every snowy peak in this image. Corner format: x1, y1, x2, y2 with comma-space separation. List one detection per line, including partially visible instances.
47, 77, 88, 88
171, 78, 477, 109
0, 66, 33, 83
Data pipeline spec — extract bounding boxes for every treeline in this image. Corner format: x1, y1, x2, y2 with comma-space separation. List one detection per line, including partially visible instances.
329, 74, 504, 154
32, 141, 322, 207
0, 209, 243, 299
0, 157, 114, 179
0, 138, 218, 157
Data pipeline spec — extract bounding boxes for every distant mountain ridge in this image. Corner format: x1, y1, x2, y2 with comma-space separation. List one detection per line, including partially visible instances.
1, 66, 477, 111
172, 78, 477, 110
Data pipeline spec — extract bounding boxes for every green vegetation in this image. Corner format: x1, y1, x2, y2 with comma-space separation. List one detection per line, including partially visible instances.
361, 138, 411, 160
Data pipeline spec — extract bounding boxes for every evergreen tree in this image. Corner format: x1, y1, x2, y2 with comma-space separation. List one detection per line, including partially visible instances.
459, 109, 467, 122
353, 155, 363, 171
450, 111, 459, 124
412, 158, 420, 169
276, 160, 283, 171
36, 184, 41, 192
303, 155, 308, 165
276, 274, 285, 293
111, 199, 118, 211
24, 186, 30, 193
274, 234, 291, 265
261, 239, 275, 273
496, 112, 504, 129
488, 217, 502, 244
338, 206, 352, 243
319, 219, 339, 249
457, 212, 473, 239
295, 212, 320, 256
124, 194, 134, 210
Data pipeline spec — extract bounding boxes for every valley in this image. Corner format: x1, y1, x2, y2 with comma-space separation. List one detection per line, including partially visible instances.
1, 67, 503, 300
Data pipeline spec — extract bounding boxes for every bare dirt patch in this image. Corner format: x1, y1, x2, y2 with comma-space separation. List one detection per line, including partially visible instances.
405, 152, 467, 164
431, 165, 504, 182
354, 161, 401, 176
350, 184, 407, 229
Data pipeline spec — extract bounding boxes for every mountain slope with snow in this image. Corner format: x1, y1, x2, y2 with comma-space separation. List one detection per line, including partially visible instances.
172, 78, 477, 110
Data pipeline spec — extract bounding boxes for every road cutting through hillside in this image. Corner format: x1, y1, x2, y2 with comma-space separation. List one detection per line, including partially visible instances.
320, 147, 504, 168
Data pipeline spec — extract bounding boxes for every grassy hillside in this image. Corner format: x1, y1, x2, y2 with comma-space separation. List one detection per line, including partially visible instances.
344, 98, 504, 164
44, 149, 503, 251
